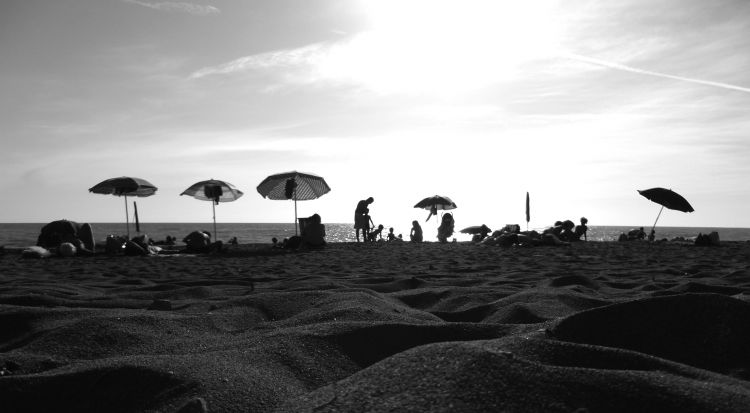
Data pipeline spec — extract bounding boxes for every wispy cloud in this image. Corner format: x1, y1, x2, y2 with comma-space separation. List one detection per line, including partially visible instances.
189, 44, 323, 79
565, 52, 750, 94
122, 0, 220, 16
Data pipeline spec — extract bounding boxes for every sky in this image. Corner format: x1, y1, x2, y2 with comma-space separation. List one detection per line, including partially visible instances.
2, 0, 750, 232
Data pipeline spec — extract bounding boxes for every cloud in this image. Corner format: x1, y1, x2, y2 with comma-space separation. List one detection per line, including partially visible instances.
122, 0, 220, 16
564, 53, 750, 94
189, 43, 323, 79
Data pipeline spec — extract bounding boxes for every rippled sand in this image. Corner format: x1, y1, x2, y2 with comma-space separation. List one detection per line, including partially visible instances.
2, 241, 750, 412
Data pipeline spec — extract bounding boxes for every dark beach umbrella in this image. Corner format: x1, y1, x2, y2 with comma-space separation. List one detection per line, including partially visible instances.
181, 179, 244, 241
414, 195, 457, 222
460, 224, 491, 235
257, 171, 331, 235
638, 187, 694, 232
89, 176, 158, 238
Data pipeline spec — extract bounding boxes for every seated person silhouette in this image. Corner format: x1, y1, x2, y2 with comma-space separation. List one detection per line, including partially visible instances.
437, 213, 455, 243
301, 213, 326, 248
183, 230, 212, 253
368, 224, 385, 242
387, 227, 397, 241
410, 220, 423, 243
628, 227, 647, 241
558, 220, 576, 241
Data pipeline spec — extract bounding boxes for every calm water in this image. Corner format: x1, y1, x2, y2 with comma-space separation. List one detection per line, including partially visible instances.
2, 222, 749, 246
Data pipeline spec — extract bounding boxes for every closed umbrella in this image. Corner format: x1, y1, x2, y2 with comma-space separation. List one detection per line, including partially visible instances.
257, 171, 331, 235
414, 195, 456, 222
89, 176, 158, 238
638, 187, 694, 233
181, 179, 244, 241
525, 192, 530, 231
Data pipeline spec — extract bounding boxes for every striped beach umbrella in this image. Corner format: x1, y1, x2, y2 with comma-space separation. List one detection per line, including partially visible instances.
89, 176, 158, 238
181, 179, 244, 241
257, 171, 331, 235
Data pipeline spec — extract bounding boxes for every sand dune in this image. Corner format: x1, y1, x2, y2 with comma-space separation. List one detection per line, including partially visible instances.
1, 241, 750, 412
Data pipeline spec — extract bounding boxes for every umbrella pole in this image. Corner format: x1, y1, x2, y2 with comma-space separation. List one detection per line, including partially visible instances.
124, 195, 130, 239
651, 205, 664, 234
294, 198, 298, 235
212, 202, 217, 242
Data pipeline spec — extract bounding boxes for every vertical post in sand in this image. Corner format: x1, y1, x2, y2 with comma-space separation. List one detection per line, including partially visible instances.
134, 201, 140, 233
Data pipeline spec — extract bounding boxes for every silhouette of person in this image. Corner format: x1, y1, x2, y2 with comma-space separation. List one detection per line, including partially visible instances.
410, 220, 423, 243
574, 217, 589, 241
362, 212, 375, 242
354, 197, 374, 242
387, 227, 397, 241
368, 224, 384, 242
301, 213, 326, 248
437, 213, 455, 243
183, 230, 211, 253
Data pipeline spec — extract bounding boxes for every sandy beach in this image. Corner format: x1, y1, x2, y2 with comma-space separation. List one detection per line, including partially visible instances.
2, 240, 750, 412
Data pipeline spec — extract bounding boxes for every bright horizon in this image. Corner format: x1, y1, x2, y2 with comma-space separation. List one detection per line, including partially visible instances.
2, 0, 749, 231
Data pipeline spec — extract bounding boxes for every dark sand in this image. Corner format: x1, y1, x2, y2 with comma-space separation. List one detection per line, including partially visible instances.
2, 241, 750, 412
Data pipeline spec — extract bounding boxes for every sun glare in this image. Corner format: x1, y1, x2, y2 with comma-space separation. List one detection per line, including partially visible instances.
319, 0, 560, 94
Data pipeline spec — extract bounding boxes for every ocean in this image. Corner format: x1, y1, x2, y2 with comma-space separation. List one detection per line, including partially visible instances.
2, 223, 749, 247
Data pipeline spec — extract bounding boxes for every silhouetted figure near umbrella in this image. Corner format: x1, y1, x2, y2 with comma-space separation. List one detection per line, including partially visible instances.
354, 197, 374, 242
300, 213, 326, 248
437, 213, 455, 243
410, 220, 423, 243
629, 227, 647, 241
183, 230, 222, 253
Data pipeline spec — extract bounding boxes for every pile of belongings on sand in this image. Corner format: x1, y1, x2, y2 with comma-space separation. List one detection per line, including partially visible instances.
478, 221, 584, 247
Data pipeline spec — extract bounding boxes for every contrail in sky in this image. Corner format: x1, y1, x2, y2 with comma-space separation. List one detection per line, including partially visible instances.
122, 0, 220, 16
566, 53, 750, 94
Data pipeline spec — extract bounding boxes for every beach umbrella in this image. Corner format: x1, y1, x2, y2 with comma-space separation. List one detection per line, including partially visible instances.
414, 195, 457, 222
89, 176, 158, 238
638, 187, 694, 233
460, 225, 491, 235
181, 179, 244, 241
256, 171, 331, 235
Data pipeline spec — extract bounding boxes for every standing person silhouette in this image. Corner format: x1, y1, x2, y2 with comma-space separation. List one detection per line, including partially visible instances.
354, 197, 374, 242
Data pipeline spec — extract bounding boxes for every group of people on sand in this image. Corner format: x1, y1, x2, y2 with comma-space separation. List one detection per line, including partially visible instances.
272, 213, 327, 250
25, 199, 593, 258
354, 197, 456, 244
24, 218, 243, 258
474, 217, 589, 247
619, 227, 656, 242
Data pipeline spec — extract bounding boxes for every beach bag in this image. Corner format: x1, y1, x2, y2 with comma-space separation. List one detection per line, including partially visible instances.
105, 235, 127, 254
285, 178, 297, 199
204, 185, 223, 205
